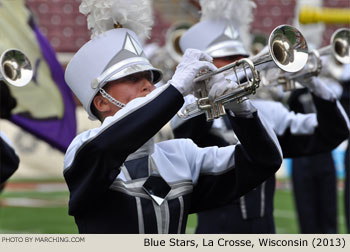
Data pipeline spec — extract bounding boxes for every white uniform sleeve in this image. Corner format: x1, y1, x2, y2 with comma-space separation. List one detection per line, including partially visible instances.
252, 97, 350, 157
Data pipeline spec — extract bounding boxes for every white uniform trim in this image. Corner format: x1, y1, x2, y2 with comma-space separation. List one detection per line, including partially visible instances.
260, 181, 266, 217
162, 200, 170, 233
336, 100, 350, 131
153, 200, 162, 233
135, 197, 144, 233
0, 130, 17, 155
109, 178, 193, 200
177, 196, 185, 233
239, 196, 247, 219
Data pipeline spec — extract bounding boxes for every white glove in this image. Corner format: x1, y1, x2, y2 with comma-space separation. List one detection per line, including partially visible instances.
168, 49, 217, 96
208, 74, 255, 116
225, 99, 256, 117
208, 73, 236, 101
297, 76, 336, 101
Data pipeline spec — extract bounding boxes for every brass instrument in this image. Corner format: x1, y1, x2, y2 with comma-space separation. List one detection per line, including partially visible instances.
318, 28, 350, 64
177, 58, 259, 121
165, 22, 191, 64
261, 28, 350, 91
0, 49, 33, 87
177, 25, 309, 121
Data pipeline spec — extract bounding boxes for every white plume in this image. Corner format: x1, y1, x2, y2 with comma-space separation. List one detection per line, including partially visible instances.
199, 0, 256, 50
200, 0, 256, 24
80, 0, 154, 41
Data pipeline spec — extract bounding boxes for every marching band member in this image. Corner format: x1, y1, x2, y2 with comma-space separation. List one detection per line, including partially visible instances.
288, 55, 345, 234
62, 0, 282, 233
0, 131, 19, 189
340, 64, 350, 233
171, 0, 350, 233
0, 81, 19, 190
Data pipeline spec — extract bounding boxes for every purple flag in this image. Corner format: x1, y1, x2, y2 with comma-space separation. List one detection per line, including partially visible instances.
9, 18, 77, 153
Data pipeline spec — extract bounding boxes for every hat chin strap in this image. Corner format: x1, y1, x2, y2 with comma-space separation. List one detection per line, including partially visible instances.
99, 88, 126, 109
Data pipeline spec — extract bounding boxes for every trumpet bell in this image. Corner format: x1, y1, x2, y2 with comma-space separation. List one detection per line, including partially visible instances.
269, 25, 309, 73
331, 28, 350, 64
0, 49, 33, 87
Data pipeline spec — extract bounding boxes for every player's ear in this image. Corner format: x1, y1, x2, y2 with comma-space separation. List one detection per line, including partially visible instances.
93, 95, 110, 113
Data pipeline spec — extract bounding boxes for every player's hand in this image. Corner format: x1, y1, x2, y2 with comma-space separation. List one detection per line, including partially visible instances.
168, 49, 217, 96
297, 76, 336, 101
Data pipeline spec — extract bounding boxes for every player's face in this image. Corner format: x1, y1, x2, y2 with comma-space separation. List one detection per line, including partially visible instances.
107, 77, 155, 105
92, 71, 155, 121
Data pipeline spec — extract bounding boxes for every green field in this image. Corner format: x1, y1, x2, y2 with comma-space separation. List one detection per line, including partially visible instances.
0, 182, 347, 234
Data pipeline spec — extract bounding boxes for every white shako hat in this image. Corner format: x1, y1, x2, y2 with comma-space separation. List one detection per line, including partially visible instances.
180, 20, 249, 58
64, 0, 162, 120
65, 29, 162, 120
180, 0, 256, 58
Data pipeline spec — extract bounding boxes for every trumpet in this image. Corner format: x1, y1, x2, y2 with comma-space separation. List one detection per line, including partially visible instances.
177, 58, 260, 121
177, 24, 309, 121
318, 28, 350, 64
261, 28, 350, 91
0, 49, 33, 87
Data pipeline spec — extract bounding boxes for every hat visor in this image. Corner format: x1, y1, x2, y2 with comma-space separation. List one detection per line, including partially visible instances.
102, 58, 163, 86
206, 41, 249, 58
106, 65, 163, 85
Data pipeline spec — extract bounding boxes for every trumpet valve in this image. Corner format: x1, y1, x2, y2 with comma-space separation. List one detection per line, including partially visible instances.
280, 78, 296, 92
213, 102, 226, 119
